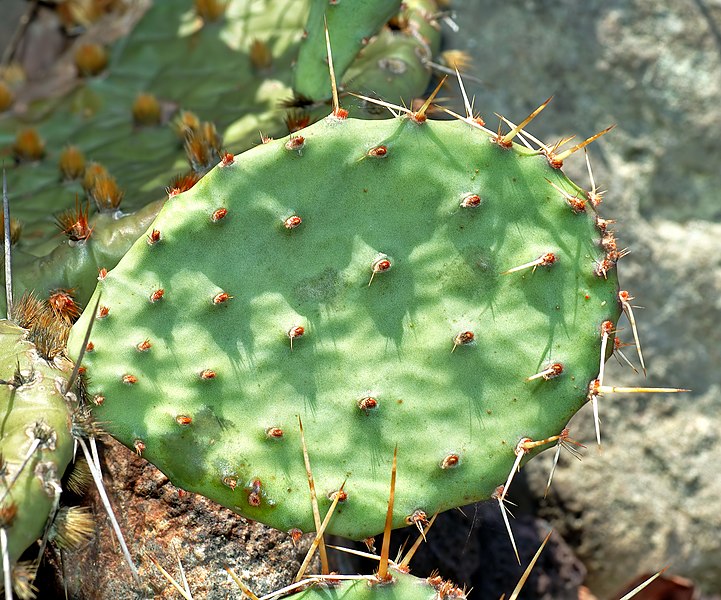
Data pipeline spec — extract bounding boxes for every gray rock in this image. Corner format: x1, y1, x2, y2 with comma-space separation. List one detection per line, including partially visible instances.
448, 0, 721, 596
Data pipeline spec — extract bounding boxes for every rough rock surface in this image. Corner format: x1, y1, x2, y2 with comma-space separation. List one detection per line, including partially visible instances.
46, 437, 313, 599
450, 0, 721, 596
333, 504, 587, 600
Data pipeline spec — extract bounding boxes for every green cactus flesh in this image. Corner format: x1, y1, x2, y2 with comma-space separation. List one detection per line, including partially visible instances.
0, 321, 73, 572
68, 114, 620, 540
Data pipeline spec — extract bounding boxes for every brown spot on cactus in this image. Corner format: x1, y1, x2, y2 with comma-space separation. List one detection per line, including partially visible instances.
136, 339, 151, 352
132, 93, 161, 126
85, 342, 95, 352
266, 427, 283, 439
88, 174, 124, 211
48, 289, 81, 322
460, 193, 481, 208
287, 325, 304, 350
220, 152, 235, 167
172, 110, 201, 140
176, 415, 192, 426
596, 217, 614, 233
223, 476, 238, 490
441, 454, 460, 469
0, 503, 18, 527
601, 320, 615, 336
213, 292, 232, 304
547, 178, 587, 214
147, 229, 161, 245
98, 268, 108, 280
451, 331, 474, 352
200, 369, 216, 380
0, 214, 21, 245
211, 208, 227, 222
59, 145, 86, 180
594, 257, 614, 279
56, 201, 92, 242
502, 252, 557, 275
568, 196, 586, 213
285, 110, 311, 134
527, 363, 564, 381
167, 172, 201, 197
149, 289, 164, 303
289, 528, 303, 544
328, 489, 348, 503
184, 123, 223, 173
92, 394, 105, 406
249, 39, 272, 70
367, 145, 387, 158
368, 254, 391, 286
195, 0, 227, 21
284, 215, 302, 230
134, 440, 145, 456
404, 509, 428, 529
97, 306, 109, 319
0, 81, 13, 112
358, 396, 378, 414
122, 374, 137, 385
601, 232, 617, 253
247, 479, 262, 506
13, 128, 45, 162
82, 162, 109, 192
74, 43, 108, 77
285, 135, 305, 152
491, 122, 514, 149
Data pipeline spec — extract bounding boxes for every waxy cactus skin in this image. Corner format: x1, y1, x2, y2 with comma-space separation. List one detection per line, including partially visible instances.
69, 115, 621, 540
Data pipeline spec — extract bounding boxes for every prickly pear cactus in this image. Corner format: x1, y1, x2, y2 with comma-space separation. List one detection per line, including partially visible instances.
286, 570, 466, 599
0, 321, 73, 583
0, 0, 306, 242
68, 111, 621, 540
0, 0, 445, 313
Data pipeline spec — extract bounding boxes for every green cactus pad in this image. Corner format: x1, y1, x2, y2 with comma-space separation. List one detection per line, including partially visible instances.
285, 570, 465, 599
0, 321, 73, 574
293, 0, 402, 101
68, 114, 620, 539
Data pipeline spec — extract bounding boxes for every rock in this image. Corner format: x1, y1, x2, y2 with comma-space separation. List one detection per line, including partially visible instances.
449, 0, 721, 596
44, 437, 314, 599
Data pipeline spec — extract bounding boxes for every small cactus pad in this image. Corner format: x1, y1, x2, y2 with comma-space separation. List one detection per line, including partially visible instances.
293, 0, 402, 101
285, 570, 466, 599
69, 115, 620, 539
0, 321, 73, 572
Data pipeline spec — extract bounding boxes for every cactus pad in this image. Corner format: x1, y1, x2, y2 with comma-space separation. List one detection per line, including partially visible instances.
0, 321, 73, 575
68, 114, 620, 539
285, 570, 466, 599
